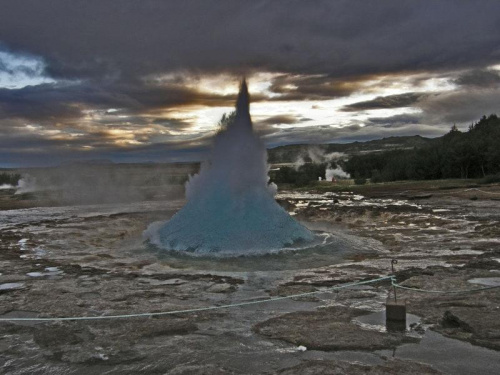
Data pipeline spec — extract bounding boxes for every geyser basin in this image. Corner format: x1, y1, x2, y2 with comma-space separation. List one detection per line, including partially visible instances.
145, 80, 314, 254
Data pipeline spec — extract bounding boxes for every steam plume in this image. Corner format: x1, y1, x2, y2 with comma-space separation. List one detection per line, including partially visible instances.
146, 79, 314, 254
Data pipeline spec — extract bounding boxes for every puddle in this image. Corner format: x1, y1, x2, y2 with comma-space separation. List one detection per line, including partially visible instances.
26, 266, 64, 279
26, 272, 44, 277
376, 330, 500, 375
352, 310, 421, 334
276, 191, 423, 211
137, 277, 187, 286
18, 238, 28, 250
0, 282, 25, 291
351, 310, 500, 374
468, 277, 500, 287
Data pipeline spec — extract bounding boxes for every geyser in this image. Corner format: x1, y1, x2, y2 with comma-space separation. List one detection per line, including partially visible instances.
148, 79, 314, 254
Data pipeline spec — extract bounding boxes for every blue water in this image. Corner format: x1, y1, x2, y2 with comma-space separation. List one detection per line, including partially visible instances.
146, 80, 314, 254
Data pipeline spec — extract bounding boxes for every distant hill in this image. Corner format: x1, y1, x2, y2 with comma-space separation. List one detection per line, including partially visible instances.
267, 135, 433, 163
343, 114, 500, 181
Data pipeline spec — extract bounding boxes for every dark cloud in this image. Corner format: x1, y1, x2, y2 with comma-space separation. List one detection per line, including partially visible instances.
252, 114, 306, 137
267, 74, 367, 101
0, 80, 237, 124
341, 93, 426, 112
1, 0, 500, 166
258, 114, 299, 125
0, 116, 213, 167
454, 69, 500, 87
152, 117, 193, 130
1, 1, 500, 81
417, 88, 500, 125
367, 114, 422, 128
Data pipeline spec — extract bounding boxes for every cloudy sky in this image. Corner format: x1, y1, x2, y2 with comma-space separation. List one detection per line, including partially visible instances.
1, 0, 500, 167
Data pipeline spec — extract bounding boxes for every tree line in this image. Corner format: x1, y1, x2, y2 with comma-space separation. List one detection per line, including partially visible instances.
0, 172, 21, 186
344, 114, 500, 183
270, 163, 333, 186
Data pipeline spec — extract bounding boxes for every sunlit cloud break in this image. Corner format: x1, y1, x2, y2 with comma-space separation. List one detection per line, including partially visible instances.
0, 1, 500, 166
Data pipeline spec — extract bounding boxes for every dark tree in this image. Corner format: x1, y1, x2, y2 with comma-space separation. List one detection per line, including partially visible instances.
344, 115, 500, 182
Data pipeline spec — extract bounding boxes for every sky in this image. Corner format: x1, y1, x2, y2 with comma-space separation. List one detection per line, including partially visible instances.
1, 0, 500, 167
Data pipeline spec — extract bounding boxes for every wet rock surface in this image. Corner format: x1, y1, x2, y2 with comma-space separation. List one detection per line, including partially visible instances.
253, 306, 418, 351
394, 267, 500, 350
1, 186, 499, 374
277, 358, 442, 375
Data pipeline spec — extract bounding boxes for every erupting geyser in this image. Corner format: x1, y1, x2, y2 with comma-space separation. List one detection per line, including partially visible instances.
147, 79, 314, 254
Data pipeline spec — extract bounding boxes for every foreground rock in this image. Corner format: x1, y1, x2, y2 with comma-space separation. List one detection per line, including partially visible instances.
1, 317, 198, 365
396, 265, 500, 350
1, 184, 499, 373
253, 306, 418, 351
277, 359, 442, 375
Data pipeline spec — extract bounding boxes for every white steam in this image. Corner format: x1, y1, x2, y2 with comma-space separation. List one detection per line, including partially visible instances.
293, 147, 347, 169
0, 184, 15, 190
325, 165, 351, 180
149, 80, 314, 254
15, 175, 38, 194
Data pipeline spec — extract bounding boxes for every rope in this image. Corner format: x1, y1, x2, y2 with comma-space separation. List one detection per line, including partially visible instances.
0, 276, 393, 322
391, 277, 500, 294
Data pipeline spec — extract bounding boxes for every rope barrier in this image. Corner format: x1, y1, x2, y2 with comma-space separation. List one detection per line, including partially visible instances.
0, 275, 393, 322
2, 273, 497, 322
391, 277, 500, 294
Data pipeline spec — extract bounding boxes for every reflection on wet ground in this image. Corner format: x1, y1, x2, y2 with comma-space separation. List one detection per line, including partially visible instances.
0, 190, 499, 374
468, 277, 500, 286
378, 330, 500, 375
354, 310, 500, 375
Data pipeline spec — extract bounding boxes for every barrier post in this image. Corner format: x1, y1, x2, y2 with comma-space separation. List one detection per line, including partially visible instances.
387, 260, 406, 328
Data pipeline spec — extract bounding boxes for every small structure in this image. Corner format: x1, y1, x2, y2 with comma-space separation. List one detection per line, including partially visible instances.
386, 298, 407, 331
386, 298, 406, 321
386, 259, 406, 330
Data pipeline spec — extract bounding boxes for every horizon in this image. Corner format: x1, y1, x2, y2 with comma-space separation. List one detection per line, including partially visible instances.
0, 133, 435, 169
1, 1, 500, 167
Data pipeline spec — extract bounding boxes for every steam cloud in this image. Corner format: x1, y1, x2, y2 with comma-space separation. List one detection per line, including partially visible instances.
10, 164, 187, 204
325, 166, 351, 180
294, 148, 347, 170
15, 175, 38, 194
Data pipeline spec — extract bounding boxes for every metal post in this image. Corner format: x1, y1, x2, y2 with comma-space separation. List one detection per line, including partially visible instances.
391, 259, 398, 302
386, 259, 406, 329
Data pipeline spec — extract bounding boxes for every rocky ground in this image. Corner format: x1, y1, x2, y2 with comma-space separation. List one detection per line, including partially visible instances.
1, 182, 499, 374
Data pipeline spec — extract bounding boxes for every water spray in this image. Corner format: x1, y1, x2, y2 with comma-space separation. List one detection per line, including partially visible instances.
145, 79, 314, 254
